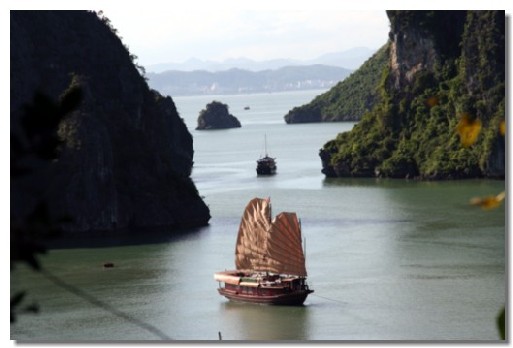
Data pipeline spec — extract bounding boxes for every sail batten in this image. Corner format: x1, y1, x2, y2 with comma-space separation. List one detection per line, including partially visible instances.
234, 198, 307, 277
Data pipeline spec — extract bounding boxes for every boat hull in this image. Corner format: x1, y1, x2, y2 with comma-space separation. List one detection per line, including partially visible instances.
256, 166, 277, 175
256, 157, 277, 175
218, 287, 313, 306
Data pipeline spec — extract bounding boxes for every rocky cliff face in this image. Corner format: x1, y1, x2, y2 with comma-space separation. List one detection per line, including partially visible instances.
11, 11, 211, 234
320, 10, 505, 179
388, 29, 437, 91
386, 11, 466, 91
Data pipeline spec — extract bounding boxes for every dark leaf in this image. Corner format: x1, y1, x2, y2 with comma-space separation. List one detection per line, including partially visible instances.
21, 93, 61, 136
497, 306, 506, 340
27, 202, 51, 225
24, 303, 40, 314
11, 291, 26, 307
59, 86, 83, 115
11, 238, 46, 270
34, 135, 63, 160
20, 93, 65, 161
24, 253, 42, 271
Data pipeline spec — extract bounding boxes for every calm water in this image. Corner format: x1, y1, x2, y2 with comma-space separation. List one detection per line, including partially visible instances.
11, 90, 506, 341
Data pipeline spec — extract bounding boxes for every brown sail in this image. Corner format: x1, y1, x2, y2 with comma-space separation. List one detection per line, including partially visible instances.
215, 197, 313, 305
266, 212, 307, 276
234, 197, 306, 276
234, 197, 271, 271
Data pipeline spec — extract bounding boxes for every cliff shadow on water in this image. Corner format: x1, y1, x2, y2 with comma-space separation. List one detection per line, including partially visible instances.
45, 225, 211, 250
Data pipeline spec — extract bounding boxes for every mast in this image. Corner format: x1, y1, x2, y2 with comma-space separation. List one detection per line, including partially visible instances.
264, 134, 268, 157
303, 238, 306, 264
301, 218, 306, 274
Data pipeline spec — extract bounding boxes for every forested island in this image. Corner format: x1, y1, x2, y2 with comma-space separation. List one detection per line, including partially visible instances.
196, 101, 241, 130
315, 10, 505, 180
284, 44, 388, 123
11, 11, 211, 241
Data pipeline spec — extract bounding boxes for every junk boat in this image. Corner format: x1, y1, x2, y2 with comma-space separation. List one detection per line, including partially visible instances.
214, 197, 313, 305
256, 135, 277, 175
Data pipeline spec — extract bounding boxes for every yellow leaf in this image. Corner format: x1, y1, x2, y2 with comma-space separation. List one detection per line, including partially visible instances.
499, 120, 506, 136
456, 113, 481, 147
470, 191, 505, 210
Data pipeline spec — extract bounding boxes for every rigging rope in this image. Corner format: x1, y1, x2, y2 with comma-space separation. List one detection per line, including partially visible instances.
311, 293, 347, 305
40, 269, 172, 340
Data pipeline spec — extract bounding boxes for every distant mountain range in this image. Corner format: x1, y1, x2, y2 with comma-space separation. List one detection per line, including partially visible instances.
146, 47, 376, 73
147, 64, 353, 96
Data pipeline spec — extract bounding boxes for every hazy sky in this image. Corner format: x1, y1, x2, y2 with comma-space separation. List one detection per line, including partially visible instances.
7, 0, 512, 69
101, 7, 390, 67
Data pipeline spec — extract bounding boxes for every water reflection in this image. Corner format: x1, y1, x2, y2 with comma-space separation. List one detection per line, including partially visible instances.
219, 301, 311, 340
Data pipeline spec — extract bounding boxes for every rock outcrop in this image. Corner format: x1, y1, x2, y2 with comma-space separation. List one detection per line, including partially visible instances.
11, 10, 211, 236
196, 101, 241, 130
320, 10, 505, 179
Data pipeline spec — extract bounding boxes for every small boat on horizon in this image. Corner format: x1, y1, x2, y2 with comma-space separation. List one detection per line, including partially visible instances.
214, 197, 313, 306
256, 135, 277, 175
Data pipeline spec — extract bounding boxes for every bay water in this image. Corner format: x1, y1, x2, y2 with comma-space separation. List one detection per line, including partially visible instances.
11, 90, 506, 341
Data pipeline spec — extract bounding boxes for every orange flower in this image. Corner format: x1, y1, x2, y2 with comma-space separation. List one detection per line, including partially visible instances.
456, 113, 481, 147
470, 191, 505, 210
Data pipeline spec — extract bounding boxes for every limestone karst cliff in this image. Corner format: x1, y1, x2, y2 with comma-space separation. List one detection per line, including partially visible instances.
320, 10, 505, 179
11, 10, 211, 236
196, 101, 241, 130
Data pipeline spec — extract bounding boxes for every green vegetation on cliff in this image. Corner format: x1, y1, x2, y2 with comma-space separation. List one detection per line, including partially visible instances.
320, 10, 505, 179
284, 45, 389, 123
196, 101, 241, 130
